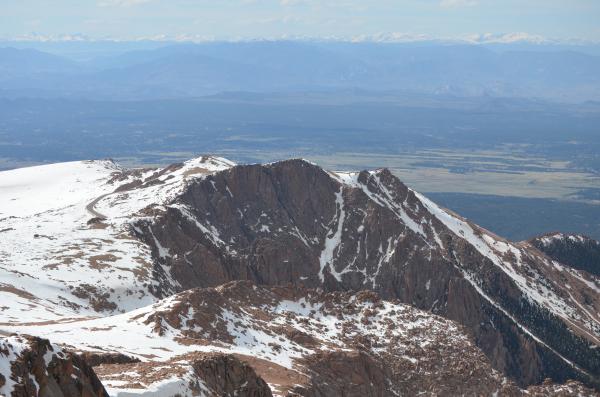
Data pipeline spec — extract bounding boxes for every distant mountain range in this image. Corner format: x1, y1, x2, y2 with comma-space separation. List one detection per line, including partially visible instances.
1, 41, 599, 102
1, 156, 599, 395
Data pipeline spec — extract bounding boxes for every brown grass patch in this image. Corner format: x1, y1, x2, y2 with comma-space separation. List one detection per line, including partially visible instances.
182, 167, 211, 177
0, 283, 37, 300
89, 254, 118, 270
233, 353, 308, 394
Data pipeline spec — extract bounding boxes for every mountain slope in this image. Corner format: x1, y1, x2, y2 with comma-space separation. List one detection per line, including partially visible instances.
4, 282, 597, 396
0, 47, 79, 78
1, 156, 599, 392
530, 233, 600, 276
0, 156, 234, 323
1, 281, 533, 396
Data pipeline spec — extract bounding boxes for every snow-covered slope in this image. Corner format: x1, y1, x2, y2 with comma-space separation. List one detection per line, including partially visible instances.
414, 192, 600, 346
0, 156, 234, 324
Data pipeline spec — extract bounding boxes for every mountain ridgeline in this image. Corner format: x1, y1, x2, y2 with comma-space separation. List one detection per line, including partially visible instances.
132, 159, 600, 388
1, 41, 600, 101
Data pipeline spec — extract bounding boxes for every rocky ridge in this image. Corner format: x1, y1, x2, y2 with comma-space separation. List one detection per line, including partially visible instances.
0, 335, 108, 397
135, 159, 600, 388
9, 281, 594, 396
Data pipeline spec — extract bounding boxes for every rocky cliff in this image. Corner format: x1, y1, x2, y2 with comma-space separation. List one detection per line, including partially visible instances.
0, 335, 108, 397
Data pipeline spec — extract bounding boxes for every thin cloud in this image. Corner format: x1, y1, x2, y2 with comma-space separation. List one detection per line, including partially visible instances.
440, 0, 478, 8
280, 0, 309, 6
98, 0, 153, 7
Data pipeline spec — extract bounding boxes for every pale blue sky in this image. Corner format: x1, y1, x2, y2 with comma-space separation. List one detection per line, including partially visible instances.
1, 0, 599, 42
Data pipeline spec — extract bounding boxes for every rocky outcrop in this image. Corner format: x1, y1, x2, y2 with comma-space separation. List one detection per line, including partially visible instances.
134, 159, 600, 389
0, 335, 108, 397
289, 350, 393, 397
78, 351, 140, 367
191, 354, 272, 397
93, 351, 272, 397
292, 349, 524, 397
530, 233, 600, 276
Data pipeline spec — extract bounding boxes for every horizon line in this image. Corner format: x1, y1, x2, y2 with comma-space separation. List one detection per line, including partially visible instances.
2, 32, 599, 46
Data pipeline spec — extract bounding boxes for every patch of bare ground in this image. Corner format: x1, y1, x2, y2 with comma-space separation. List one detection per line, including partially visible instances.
526, 379, 600, 396
79, 351, 140, 367
32, 233, 55, 240
182, 167, 212, 177
88, 254, 118, 270
70, 284, 117, 312
0, 316, 98, 327
95, 352, 272, 396
0, 283, 37, 300
43, 251, 85, 269
233, 353, 309, 395
94, 358, 188, 389
83, 326, 116, 332
114, 232, 133, 240
107, 167, 152, 185
86, 218, 108, 229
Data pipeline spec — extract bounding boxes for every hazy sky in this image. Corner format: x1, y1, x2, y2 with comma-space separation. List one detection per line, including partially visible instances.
2, 0, 599, 42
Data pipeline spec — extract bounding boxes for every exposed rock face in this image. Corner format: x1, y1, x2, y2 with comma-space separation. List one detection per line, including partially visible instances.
133, 159, 600, 388
291, 348, 526, 397
78, 351, 140, 367
93, 352, 272, 397
0, 335, 108, 397
289, 350, 393, 397
191, 354, 273, 397
530, 233, 600, 276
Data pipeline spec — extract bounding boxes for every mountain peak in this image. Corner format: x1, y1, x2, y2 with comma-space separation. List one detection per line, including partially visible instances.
183, 154, 237, 170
